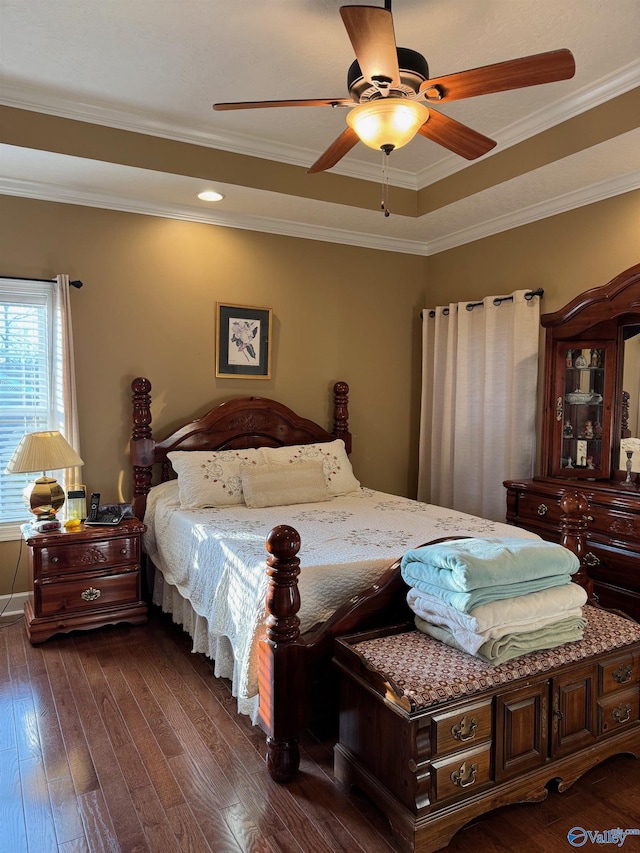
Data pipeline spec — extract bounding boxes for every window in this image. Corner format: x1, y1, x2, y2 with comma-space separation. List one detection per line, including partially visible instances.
0, 279, 60, 537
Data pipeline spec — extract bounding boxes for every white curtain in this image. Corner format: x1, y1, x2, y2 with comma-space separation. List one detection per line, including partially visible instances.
52, 274, 82, 491
418, 290, 541, 522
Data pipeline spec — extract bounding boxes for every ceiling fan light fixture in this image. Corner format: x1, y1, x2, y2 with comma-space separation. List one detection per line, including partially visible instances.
197, 189, 224, 202
346, 99, 429, 152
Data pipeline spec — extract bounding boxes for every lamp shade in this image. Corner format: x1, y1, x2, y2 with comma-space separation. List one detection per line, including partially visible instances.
346, 99, 429, 151
5, 431, 84, 474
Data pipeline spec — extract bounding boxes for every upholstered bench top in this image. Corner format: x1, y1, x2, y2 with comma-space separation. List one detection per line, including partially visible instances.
349, 606, 640, 711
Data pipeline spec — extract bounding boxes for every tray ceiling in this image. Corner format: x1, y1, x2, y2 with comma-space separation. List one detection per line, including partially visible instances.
1, 0, 639, 254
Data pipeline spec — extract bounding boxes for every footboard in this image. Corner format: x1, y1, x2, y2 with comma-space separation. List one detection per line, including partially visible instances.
258, 492, 596, 782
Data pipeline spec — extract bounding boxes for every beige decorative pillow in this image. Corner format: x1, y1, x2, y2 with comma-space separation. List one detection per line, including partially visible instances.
168, 449, 263, 508
261, 439, 360, 496
240, 459, 331, 508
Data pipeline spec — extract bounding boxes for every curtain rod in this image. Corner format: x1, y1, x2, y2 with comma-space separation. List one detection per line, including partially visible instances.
1, 275, 83, 289
423, 288, 543, 319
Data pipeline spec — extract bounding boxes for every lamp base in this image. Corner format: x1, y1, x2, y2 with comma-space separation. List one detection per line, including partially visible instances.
24, 476, 65, 520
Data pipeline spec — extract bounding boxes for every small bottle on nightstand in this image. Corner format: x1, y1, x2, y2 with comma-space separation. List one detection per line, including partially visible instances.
66, 485, 87, 521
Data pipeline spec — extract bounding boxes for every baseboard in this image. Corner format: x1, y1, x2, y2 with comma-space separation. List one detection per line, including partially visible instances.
0, 591, 29, 618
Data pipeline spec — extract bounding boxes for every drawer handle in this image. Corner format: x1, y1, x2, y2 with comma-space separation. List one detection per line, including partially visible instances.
451, 715, 478, 742
81, 587, 101, 602
51, 556, 60, 563
450, 761, 477, 789
120, 547, 128, 555
537, 504, 548, 516
612, 663, 633, 684
612, 703, 631, 724
583, 552, 600, 567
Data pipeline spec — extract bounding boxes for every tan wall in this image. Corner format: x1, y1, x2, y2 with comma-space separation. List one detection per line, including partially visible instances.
0, 196, 427, 595
427, 192, 640, 311
1, 190, 638, 596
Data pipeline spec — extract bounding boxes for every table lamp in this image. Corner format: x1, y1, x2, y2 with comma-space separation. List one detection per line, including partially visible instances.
5, 430, 84, 521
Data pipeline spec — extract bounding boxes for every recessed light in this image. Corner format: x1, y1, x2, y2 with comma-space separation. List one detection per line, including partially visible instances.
197, 190, 224, 202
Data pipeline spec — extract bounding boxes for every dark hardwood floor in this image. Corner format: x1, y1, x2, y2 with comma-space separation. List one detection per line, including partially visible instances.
2, 608, 639, 853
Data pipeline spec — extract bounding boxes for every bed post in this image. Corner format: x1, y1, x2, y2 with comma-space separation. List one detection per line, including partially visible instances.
559, 491, 594, 601
258, 525, 305, 783
130, 377, 155, 521
332, 381, 351, 454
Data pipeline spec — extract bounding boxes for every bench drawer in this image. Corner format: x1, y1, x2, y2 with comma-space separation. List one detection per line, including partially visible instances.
432, 743, 492, 805
430, 699, 492, 758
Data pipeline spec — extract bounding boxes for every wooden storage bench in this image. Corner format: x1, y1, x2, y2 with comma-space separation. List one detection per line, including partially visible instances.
333, 605, 640, 853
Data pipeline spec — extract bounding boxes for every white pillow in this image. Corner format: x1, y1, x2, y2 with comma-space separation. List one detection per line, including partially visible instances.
241, 459, 331, 508
167, 449, 263, 508
261, 439, 360, 496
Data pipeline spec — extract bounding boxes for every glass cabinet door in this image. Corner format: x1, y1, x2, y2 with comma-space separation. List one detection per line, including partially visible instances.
550, 341, 616, 478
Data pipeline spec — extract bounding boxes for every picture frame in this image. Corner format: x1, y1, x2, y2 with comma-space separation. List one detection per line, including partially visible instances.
216, 302, 272, 379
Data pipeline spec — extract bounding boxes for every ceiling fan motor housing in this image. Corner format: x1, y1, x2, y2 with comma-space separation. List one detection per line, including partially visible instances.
348, 47, 429, 102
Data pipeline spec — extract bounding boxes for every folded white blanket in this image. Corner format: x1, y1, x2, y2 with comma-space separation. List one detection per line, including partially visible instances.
401, 537, 579, 592
407, 583, 588, 655
415, 614, 586, 666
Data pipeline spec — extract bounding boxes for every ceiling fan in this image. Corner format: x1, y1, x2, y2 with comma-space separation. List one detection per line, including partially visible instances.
213, 3, 576, 175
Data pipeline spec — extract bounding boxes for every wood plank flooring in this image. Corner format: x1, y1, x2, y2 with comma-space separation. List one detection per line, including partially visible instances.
1, 608, 640, 853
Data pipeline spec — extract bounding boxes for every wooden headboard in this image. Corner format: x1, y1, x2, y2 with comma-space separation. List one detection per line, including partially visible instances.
129, 377, 351, 520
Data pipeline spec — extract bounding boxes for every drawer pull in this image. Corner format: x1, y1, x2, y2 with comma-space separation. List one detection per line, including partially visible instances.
612, 703, 631, 724
583, 552, 600, 567
81, 587, 101, 602
450, 761, 477, 788
450, 715, 478, 742
120, 547, 128, 555
612, 663, 633, 684
51, 556, 60, 564
537, 504, 548, 516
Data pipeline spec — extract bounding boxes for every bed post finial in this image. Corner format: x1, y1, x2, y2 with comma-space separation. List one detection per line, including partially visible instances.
259, 525, 303, 783
333, 381, 351, 454
130, 377, 154, 520
559, 492, 594, 601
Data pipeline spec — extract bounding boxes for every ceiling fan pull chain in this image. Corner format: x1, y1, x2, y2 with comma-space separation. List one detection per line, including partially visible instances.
381, 150, 391, 217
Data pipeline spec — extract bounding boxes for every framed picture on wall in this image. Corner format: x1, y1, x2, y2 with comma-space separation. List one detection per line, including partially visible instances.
216, 302, 272, 379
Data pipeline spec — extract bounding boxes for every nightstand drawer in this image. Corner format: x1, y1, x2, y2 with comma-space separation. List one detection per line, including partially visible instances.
37, 536, 139, 576
35, 569, 140, 616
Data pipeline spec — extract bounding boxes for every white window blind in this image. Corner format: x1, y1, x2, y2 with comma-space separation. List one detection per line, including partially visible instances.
0, 279, 56, 525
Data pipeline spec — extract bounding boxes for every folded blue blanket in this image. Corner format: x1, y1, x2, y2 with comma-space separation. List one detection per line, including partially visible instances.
401, 537, 579, 592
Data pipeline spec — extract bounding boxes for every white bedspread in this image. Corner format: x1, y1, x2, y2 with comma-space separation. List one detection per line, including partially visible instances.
143, 481, 538, 718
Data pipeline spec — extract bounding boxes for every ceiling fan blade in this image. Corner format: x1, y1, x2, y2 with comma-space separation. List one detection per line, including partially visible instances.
419, 49, 576, 101
418, 109, 496, 160
308, 127, 360, 174
213, 98, 352, 111
340, 5, 400, 88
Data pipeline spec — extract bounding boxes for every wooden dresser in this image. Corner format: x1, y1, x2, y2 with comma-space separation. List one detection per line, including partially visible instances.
23, 518, 148, 643
505, 478, 640, 619
334, 610, 640, 853
505, 263, 640, 618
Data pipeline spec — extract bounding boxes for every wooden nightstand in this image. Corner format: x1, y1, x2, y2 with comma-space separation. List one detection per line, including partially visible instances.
22, 518, 148, 644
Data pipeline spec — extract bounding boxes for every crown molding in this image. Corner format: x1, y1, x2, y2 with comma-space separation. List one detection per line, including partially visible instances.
425, 171, 640, 255
0, 177, 430, 256
3, 59, 638, 192
3, 169, 637, 258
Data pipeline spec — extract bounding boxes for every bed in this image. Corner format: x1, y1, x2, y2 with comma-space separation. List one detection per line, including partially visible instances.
129, 377, 593, 782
